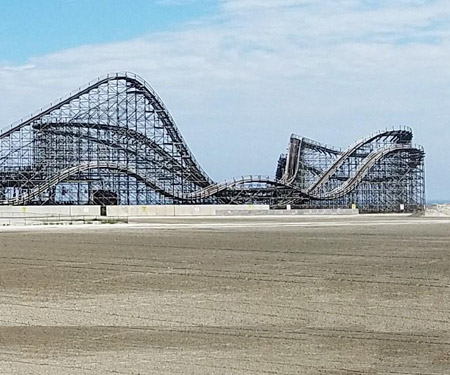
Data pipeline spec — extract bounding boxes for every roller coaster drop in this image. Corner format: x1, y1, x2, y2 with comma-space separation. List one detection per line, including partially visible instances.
0, 72, 425, 212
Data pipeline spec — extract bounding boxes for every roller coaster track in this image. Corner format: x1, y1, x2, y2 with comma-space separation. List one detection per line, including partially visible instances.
306, 128, 412, 194
300, 136, 341, 155
184, 176, 290, 201
7, 162, 172, 206
279, 137, 302, 185
184, 143, 423, 201
7, 167, 290, 205
279, 128, 413, 190
1, 72, 212, 187
6, 144, 423, 205
34, 122, 208, 185
314, 144, 423, 200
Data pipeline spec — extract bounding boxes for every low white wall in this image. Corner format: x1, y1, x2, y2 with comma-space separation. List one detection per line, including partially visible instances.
106, 205, 357, 217
107, 204, 270, 217
0, 205, 101, 217
219, 208, 360, 216
0, 205, 359, 218
68, 206, 101, 216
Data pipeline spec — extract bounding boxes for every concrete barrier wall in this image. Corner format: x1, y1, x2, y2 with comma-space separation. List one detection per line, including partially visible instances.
0, 205, 359, 218
0, 205, 101, 217
106, 204, 271, 217
106, 205, 358, 217
68, 206, 101, 216
220, 208, 359, 216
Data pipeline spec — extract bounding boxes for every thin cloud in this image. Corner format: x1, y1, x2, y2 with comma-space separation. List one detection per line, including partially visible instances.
2, 64, 36, 72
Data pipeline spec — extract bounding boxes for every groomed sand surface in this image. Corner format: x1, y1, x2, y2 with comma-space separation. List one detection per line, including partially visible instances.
0, 215, 448, 374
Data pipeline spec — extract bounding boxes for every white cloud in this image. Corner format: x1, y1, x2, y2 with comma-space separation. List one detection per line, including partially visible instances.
222, 0, 315, 12
1, 0, 450, 199
2, 64, 35, 72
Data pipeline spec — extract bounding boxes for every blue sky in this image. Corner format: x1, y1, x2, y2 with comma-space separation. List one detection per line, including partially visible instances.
0, 0, 218, 63
1, 0, 450, 200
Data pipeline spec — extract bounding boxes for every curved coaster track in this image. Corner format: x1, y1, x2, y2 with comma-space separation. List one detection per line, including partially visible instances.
0, 72, 425, 212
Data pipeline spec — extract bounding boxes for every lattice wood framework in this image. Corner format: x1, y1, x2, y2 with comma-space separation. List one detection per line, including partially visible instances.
0, 72, 425, 212
276, 128, 425, 212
